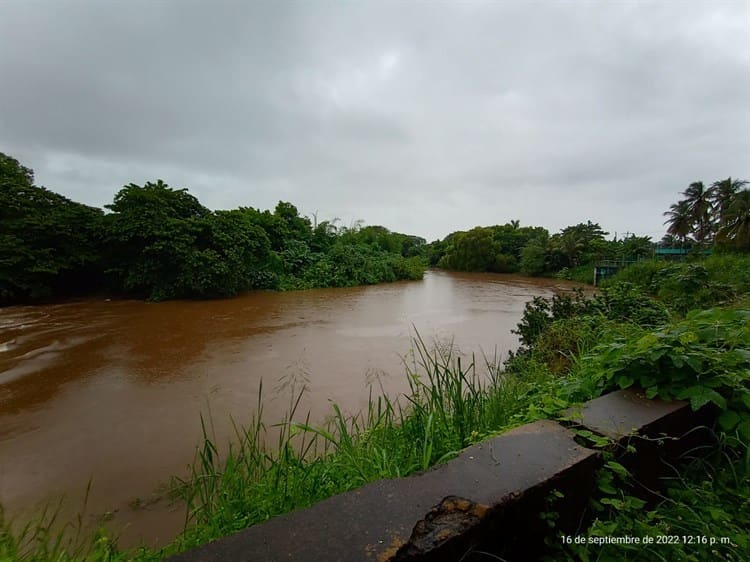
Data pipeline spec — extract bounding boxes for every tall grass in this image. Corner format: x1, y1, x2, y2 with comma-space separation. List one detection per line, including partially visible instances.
164, 334, 555, 556
0, 482, 120, 562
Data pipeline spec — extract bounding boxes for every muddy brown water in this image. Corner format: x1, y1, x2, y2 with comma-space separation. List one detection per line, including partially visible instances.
0, 270, 583, 549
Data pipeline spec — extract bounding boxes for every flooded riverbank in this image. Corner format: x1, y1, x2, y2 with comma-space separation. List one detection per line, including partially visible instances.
0, 270, 582, 548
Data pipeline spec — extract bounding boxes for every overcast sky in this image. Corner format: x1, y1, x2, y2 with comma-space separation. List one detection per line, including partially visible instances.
1, 1, 748, 242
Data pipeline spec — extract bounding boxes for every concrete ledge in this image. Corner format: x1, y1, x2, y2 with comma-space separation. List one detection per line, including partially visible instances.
562, 388, 690, 441
170, 420, 598, 562
170, 389, 715, 562
562, 387, 715, 498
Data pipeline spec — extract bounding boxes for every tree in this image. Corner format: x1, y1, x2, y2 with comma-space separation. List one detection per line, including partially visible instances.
663, 200, 693, 246
310, 219, 339, 253
107, 180, 209, 220
439, 227, 502, 272
620, 235, 653, 261
722, 190, 750, 251
103, 180, 276, 299
710, 177, 748, 233
273, 201, 313, 244
0, 152, 104, 303
201, 210, 273, 293
0, 152, 34, 186
681, 181, 713, 245
550, 221, 608, 267
555, 231, 584, 267
519, 235, 548, 276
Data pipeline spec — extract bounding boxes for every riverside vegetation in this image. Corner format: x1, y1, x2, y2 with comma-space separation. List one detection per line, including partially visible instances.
427, 177, 750, 284
2, 155, 749, 560
0, 152, 426, 305
4, 149, 747, 302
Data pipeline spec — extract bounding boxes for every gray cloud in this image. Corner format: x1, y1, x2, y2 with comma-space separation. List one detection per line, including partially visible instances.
1, 0, 748, 241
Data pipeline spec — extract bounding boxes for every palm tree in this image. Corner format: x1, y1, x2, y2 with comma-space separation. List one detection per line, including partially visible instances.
681, 181, 712, 246
709, 177, 748, 234
723, 189, 750, 251
663, 200, 693, 247
556, 231, 584, 267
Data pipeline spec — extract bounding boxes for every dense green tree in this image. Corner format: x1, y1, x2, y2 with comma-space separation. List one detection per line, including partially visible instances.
108, 180, 209, 220
722, 190, 750, 252
548, 222, 607, 267
519, 235, 549, 276
0, 152, 33, 186
663, 200, 693, 246
438, 223, 549, 274
618, 235, 654, 261
104, 181, 209, 298
273, 201, 313, 245
202, 210, 274, 292
310, 219, 339, 253
0, 153, 104, 303
709, 177, 748, 233
426, 237, 449, 266
104, 181, 275, 299
662, 177, 749, 252
681, 181, 713, 246
346, 226, 427, 258
0, 152, 427, 304
354, 226, 402, 253
399, 234, 427, 258
553, 231, 584, 267
439, 227, 502, 272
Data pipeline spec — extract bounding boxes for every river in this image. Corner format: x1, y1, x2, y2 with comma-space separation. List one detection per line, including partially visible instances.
0, 270, 581, 549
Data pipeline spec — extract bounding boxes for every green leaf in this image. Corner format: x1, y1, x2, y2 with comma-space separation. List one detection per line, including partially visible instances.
636, 333, 659, 351
678, 331, 699, 345
703, 389, 727, 410
675, 385, 703, 400
683, 354, 703, 372
600, 497, 624, 509
738, 420, 750, 440
616, 375, 634, 389
640, 375, 658, 388
676, 385, 726, 410
648, 347, 669, 361
605, 461, 630, 478
718, 410, 740, 431
645, 386, 658, 399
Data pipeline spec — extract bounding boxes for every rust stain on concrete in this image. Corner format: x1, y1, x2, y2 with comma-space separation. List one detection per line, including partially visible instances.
376, 537, 406, 562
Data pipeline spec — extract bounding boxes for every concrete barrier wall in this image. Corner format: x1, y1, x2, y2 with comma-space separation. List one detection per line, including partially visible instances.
170, 389, 710, 562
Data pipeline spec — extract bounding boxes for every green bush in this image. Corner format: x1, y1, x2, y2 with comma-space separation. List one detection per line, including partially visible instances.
604, 259, 670, 290
607, 255, 750, 313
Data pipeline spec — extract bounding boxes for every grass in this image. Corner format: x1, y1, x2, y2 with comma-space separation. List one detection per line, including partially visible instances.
161, 334, 562, 557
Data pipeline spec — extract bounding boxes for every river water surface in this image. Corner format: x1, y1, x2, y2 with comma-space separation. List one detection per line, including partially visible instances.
0, 270, 581, 549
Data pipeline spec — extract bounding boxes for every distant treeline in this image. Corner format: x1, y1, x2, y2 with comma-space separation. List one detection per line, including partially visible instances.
0, 152, 426, 304
426, 221, 654, 278
427, 176, 749, 281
